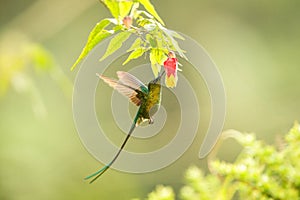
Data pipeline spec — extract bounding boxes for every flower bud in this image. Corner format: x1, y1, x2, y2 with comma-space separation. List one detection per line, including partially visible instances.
122, 16, 132, 29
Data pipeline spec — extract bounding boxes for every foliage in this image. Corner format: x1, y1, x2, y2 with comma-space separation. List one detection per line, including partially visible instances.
71, 0, 186, 78
132, 185, 175, 200
136, 123, 300, 200
0, 31, 72, 117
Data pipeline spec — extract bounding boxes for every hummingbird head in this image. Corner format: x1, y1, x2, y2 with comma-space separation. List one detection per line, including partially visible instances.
150, 70, 165, 84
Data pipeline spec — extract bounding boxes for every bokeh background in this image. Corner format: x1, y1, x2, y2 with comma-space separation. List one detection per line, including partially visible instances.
1, 0, 299, 199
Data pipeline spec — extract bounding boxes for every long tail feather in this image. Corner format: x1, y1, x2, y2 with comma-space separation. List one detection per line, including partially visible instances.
85, 119, 138, 183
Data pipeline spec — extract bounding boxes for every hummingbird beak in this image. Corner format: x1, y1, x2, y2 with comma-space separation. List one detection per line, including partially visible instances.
160, 70, 166, 78
152, 70, 165, 83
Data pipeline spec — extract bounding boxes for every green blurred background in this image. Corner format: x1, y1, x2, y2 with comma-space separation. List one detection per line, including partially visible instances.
1, 0, 299, 199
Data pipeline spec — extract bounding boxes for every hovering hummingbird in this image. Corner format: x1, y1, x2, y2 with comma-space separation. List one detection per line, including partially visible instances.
85, 70, 165, 183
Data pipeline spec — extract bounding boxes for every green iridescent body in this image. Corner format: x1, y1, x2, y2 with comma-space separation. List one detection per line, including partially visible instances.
85, 71, 164, 183
136, 81, 162, 125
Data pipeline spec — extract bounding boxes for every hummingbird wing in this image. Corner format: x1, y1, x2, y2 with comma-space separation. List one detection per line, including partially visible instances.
97, 73, 146, 106
116, 71, 148, 94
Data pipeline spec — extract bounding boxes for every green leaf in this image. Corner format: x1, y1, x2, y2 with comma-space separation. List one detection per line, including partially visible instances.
138, 0, 165, 25
155, 31, 164, 48
151, 63, 161, 77
149, 48, 157, 64
87, 19, 111, 42
168, 30, 185, 40
154, 48, 167, 65
160, 26, 188, 60
122, 48, 146, 65
71, 19, 113, 70
113, 24, 123, 32
119, 1, 133, 18
127, 37, 143, 52
137, 17, 152, 27
101, 1, 133, 20
152, 49, 157, 62
144, 23, 156, 32
100, 31, 132, 61
150, 48, 166, 77
146, 34, 156, 47
158, 49, 168, 65
136, 10, 153, 19
130, 2, 140, 18
101, 0, 120, 19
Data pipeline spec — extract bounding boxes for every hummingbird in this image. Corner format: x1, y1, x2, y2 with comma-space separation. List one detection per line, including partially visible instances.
85, 70, 165, 183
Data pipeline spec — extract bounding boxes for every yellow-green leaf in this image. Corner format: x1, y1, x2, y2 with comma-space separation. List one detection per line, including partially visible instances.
130, 2, 140, 18
149, 48, 157, 64
168, 30, 185, 40
150, 48, 167, 65
123, 48, 146, 65
150, 48, 164, 77
102, 0, 133, 20
127, 37, 143, 52
119, 1, 133, 18
87, 19, 111, 43
160, 26, 187, 60
138, 0, 165, 25
151, 63, 161, 77
101, 0, 120, 19
157, 49, 167, 65
71, 19, 113, 70
100, 31, 132, 61
146, 34, 157, 47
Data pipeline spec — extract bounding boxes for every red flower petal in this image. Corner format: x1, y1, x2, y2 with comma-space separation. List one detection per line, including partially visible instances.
164, 57, 178, 77
163, 56, 178, 88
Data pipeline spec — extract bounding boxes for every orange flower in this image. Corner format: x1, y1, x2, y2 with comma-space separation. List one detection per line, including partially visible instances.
163, 51, 178, 88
